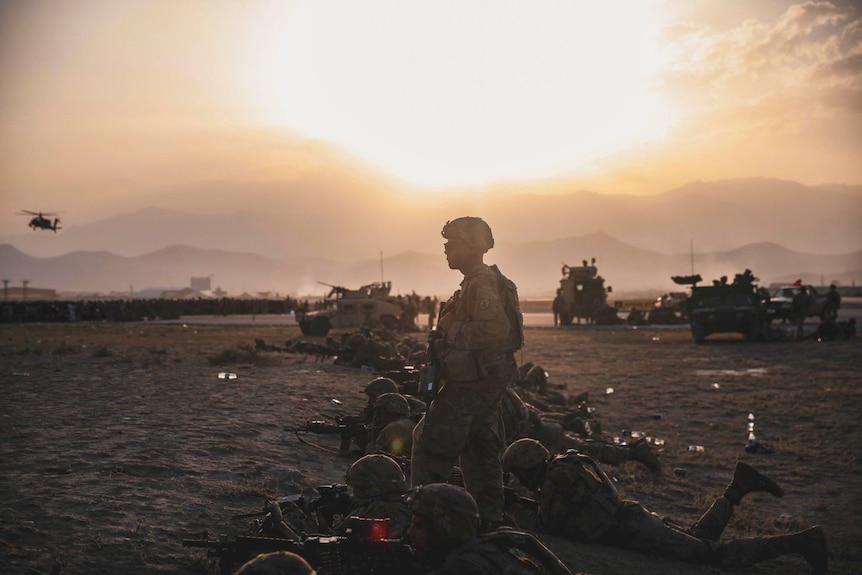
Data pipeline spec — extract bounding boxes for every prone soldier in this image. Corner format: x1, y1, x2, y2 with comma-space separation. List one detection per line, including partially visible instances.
407, 482, 572, 575
502, 438, 828, 574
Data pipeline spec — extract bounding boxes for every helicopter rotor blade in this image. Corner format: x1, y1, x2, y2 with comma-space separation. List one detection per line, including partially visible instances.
16, 210, 62, 216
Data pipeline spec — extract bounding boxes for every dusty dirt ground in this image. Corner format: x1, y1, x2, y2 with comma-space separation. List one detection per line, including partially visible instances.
1, 320, 859, 575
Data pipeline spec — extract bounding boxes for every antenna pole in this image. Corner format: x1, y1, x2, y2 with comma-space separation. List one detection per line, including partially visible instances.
380, 251, 384, 282
690, 239, 694, 275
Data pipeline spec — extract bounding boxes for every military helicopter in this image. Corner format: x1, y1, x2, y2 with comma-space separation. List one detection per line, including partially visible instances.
16, 210, 62, 232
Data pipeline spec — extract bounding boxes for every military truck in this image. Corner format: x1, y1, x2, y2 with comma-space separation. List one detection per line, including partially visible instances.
676, 270, 768, 343
298, 281, 405, 336
557, 259, 621, 325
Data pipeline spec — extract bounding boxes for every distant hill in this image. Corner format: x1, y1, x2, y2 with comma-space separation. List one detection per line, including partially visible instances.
1, 178, 860, 261
2, 235, 859, 299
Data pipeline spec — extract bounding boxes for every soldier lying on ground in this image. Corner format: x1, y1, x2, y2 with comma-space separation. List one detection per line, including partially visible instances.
370, 393, 417, 459
407, 483, 574, 575
346, 376, 400, 453
502, 438, 828, 574
338, 454, 414, 540
258, 454, 413, 541
502, 386, 661, 473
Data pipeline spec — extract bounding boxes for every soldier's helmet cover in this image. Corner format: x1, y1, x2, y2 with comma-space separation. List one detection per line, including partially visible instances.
345, 454, 407, 498
363, 377, 398, 397
441, 217, 494, 253
409, 483, 480, 543
347, 333, 367, 350
524, 365, 549, 391
235, 550, 315, 575
374, 392, 410, 416
503, 438, 551, 473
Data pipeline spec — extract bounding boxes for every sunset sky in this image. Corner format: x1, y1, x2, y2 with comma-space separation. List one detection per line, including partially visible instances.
1, 0, 861, 232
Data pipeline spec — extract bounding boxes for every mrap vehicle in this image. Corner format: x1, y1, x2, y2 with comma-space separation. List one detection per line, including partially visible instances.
676, 271, 768, 343
557, 259, 620, 325
299, 282, 404, 336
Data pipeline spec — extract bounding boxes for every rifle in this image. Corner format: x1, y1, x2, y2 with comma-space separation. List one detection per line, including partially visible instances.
285, 416, 368, 454
231, 484, 354, 536
183, 517, 422, 575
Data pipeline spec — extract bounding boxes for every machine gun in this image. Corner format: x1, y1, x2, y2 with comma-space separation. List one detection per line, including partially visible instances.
183, 517, 421, 575
318, 281, 349, 299
232, 484, 354, 535
285, 416, 368, 454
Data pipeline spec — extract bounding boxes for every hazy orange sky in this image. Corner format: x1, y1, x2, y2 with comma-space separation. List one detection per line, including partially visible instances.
1, 0, 861, 232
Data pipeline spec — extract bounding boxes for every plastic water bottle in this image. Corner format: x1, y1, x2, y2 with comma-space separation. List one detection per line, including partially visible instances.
218, 372, 237, 380
688, 445, 705, 452
747, 413, 756, 443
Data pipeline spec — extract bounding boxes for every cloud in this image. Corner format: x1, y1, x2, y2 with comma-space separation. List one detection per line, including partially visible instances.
662, 1, 861, 107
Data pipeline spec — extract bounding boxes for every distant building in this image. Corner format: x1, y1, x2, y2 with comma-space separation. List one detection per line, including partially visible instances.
2, 286, 57, 301
191, 276, 212, 291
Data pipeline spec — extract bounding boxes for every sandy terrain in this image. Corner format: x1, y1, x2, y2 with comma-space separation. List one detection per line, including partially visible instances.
1, 320, 859, 575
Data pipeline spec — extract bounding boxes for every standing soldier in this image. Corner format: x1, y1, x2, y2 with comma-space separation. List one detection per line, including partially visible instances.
411, 216, 524, 530
792, 286, 810, 338
825, 284, 841, 320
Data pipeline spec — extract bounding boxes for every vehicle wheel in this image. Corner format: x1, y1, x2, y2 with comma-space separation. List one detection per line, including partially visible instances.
691, 319, 705, 344
560, 311, 573, 326
299, 318, 313, 336
381, 315, 397, 331
309, 316, 331, 336
748, 317, 763, 341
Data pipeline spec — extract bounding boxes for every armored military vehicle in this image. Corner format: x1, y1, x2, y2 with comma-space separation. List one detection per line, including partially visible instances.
676, 270, 768, 343
647, 291, 689, 324
557, 259, 621, 325
298, 281, 404, 336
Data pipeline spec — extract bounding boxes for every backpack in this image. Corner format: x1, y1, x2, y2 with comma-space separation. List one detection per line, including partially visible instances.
490, 264, 525, 352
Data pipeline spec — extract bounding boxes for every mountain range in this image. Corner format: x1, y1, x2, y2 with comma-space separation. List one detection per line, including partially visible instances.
1, 178, 859, 297
1, 234, 859, 299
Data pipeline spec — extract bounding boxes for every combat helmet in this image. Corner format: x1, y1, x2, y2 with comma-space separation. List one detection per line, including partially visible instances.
347, 333, 367, 350
235, 550, 315, 575
363, 377, 398, 397
502, 438, 550, 473
374, 392, 410, 416
441, 217, 494, 253
523, 365, 548, 392
345, 454, 407, 498
409, 483, 480, 543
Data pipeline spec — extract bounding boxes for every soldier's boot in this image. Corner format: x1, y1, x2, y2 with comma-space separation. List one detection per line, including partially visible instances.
717, 526, 828, 575
626, 438, 662, 473
723, 461, 784, 505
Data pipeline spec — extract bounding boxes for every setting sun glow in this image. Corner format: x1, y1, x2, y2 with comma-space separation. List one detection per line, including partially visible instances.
243, 1, 676, 188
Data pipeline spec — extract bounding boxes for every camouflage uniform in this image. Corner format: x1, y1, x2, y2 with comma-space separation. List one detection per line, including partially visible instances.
501, 386, 648, 469
351, 377, 399, 452
408, 483, 571, 575
374, 416, 417, 459
505, 443, 827, 573
412, 217, 523, 525
339, 454, 413, 539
